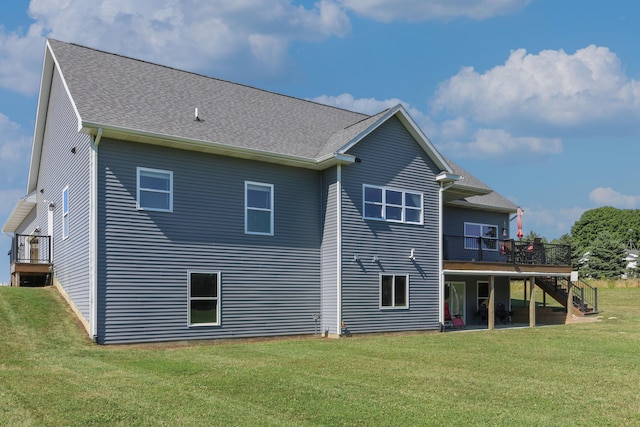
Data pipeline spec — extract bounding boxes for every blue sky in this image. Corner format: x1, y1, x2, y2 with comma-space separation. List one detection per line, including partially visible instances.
1, 0, 640, 283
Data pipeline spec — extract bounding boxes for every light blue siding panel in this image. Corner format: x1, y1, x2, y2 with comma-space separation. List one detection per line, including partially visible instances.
320, 168, 338, 335
97, 140, 322, 343
340, 116, 441, 333
34, 68, 92, 320
443, 206, 510, 263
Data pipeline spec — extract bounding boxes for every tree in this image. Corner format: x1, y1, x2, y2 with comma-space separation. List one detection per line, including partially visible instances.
521, 230, 547, 243
572, 207, 640, 251
579, 231, 627, 279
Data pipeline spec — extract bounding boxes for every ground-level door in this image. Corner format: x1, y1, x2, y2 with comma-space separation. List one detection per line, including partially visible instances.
445, 281, 466, 325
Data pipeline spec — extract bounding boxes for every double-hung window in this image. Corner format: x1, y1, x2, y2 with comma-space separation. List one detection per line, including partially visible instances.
363, 185, 422, 224
245, 181, 274, 235
188, 271, 221, 326
62, 186, 69, 239
137, 167, 173, 212
464, 222, 498, 250
380, 274, 409, 309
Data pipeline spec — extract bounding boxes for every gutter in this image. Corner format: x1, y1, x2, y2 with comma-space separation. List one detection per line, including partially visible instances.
80, 122, 356, 171
336, 163, 343, 336
89, 127, 102, 342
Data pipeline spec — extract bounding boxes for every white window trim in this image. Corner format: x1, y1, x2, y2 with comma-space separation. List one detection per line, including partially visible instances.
62, 186, 69, 240
380, 274, 410, 310
363, 184, 423, 225
188, 270, 221, 326
137, 167, 173, 212
245, 181, 274, 236
464, 222, 498, 251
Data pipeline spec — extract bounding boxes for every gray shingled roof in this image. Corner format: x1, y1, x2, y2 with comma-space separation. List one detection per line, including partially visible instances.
49, 39, 370, 160
444, 157, 518, 212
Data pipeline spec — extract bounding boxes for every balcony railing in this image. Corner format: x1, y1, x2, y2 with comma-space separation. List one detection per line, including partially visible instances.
9, 234, 52, 264
443, 235, 571, 267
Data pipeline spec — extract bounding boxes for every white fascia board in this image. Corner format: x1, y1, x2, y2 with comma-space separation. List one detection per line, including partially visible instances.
2, 192, 37, 234
27, 40, 84, 195
26, 43, 55, 195
335, 104, 454, 174
436, 172, 462, 183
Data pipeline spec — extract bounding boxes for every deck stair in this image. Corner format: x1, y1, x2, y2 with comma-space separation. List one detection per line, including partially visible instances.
534, 277, 598, 316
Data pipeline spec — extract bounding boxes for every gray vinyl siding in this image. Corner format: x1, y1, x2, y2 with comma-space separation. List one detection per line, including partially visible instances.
35, 68, 92, 320
443, 206, 510, 263
339, 116, 441, 333
320, 168, 338, 335
97, 139, 322, 344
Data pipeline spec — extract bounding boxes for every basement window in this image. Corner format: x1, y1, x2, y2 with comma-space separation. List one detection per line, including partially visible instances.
188, 271, 221, 326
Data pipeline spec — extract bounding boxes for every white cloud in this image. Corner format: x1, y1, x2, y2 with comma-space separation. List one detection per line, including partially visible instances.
589, 187, 640, 209
0, 0, 352, 95
439, 128, 562, 159
340, 0, 530, 22
519, 205, 586, 240
310, 92, 429, 124
0, 188, 27, 218
432, 45, 640, 134
0, 24, 45, 95
0, 113, 31, 187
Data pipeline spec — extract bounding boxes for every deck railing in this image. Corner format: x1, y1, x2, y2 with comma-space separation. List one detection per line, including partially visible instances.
9, 234, 52, 264
572, 278, 599, 314
443, 235, 571, 267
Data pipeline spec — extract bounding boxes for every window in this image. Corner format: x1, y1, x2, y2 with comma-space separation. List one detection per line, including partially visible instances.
245, 181, 273, 235
380, 274, 409, 309
188, 271, 220, 326
477, 281, 489, 311
464, 222, 498, 250
137, 167, 173, 212
363, 185, 422, 224
62, 187, 69, 239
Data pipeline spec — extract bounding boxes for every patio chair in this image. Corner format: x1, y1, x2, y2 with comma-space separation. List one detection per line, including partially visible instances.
445, 302, 464, 328
477, 303, 488, 324
495, 303, 510, 324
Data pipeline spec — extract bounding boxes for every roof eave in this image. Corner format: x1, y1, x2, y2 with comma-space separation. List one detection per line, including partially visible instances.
27, 39, 84, 195
336, 104, 454, 174
2, 192, 37, 234
446, 199, 518, 214
80, 122, 354, 170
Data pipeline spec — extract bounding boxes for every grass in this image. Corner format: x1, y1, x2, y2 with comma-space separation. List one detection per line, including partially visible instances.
1, 286, 640, 426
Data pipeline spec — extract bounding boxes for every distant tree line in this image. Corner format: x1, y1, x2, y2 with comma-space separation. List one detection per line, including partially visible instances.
530, 207, 640, 279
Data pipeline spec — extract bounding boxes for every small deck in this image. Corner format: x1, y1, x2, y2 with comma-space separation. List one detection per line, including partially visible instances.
8, 233, 53, 287
443, 235, 572, 274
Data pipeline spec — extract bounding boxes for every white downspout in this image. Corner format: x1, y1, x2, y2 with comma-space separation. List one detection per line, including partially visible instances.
336, 163, 343, 336
437, 176, 458, 329
89, 128, 102, 341
438, 182, 444, 327
48, 203, 54, 261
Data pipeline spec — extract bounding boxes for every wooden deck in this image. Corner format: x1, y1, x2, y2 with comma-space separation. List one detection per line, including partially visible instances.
444, 260, 572, 275
10, 262, 53, 287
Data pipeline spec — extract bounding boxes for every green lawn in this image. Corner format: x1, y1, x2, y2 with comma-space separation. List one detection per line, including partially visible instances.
1, 286, 640, 426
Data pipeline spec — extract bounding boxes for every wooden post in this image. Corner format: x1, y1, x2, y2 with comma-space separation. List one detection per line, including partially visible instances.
488, 275, 495, 330
529, 275, 536, 327
566, 281, 574, 321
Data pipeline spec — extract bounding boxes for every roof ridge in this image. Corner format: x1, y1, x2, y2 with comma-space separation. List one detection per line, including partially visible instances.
47, 38, 370, 117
